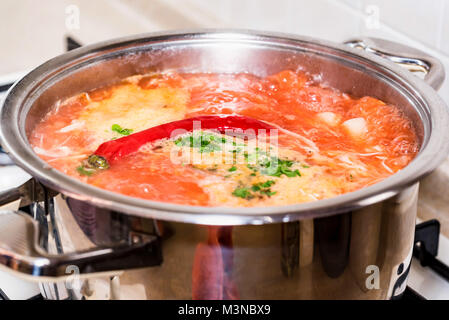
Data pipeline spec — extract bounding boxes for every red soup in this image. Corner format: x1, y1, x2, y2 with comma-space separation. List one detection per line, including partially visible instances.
29, 70, 418, 207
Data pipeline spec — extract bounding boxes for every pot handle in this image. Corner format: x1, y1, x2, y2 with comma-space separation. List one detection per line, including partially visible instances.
0, 210, 162, 279
344, 37, 445, 90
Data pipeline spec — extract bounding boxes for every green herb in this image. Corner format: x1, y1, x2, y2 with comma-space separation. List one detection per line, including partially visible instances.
239, 146, 302, 179
112, 124, 133, 136
76, 166, 94, 176
251, 180, 276, 197
233, 180, 277, 200
228, 166, 237, 172
267, 159, 301, 178
232, 187, 254, 199
261, 180, 275, 188
245, 154, 301, 178
232, 141, 245, 147
174, 132, 223, 153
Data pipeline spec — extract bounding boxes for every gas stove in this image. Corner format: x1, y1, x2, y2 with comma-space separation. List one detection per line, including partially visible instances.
0, 37, 449, 300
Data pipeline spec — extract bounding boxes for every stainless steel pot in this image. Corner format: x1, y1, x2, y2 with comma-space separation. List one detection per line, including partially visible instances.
0, 31, 448, 300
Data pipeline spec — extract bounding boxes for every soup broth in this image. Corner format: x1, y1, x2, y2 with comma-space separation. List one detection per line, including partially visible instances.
30, 70, 418, 207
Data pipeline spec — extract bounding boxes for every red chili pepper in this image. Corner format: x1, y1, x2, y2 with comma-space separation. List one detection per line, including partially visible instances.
93, 115, 275, 164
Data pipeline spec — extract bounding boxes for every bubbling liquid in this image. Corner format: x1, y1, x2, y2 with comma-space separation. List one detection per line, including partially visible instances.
29, 70, 418, 207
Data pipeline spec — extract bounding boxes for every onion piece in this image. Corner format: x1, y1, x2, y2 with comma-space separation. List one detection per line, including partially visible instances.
317, 112, 340, 126
342, 118, 368, 138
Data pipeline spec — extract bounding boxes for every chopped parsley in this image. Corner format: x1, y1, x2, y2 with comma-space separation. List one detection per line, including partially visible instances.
251, 180, 277, 197
172, 131, 303, 180
232, 187, 254, 199
245, 151, 302, 178
232, 180, 277, 200
112, 124, 133, 136
262, 180, 276, 188
263, 190, 277, 197
174, 132, 223, 153
76, 166, 95, 176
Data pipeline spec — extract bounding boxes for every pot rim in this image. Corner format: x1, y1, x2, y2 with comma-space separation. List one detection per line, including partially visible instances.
1, 29, 449, 225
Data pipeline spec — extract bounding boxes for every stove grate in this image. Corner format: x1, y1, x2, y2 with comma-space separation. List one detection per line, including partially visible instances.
413, 219, 449, 282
